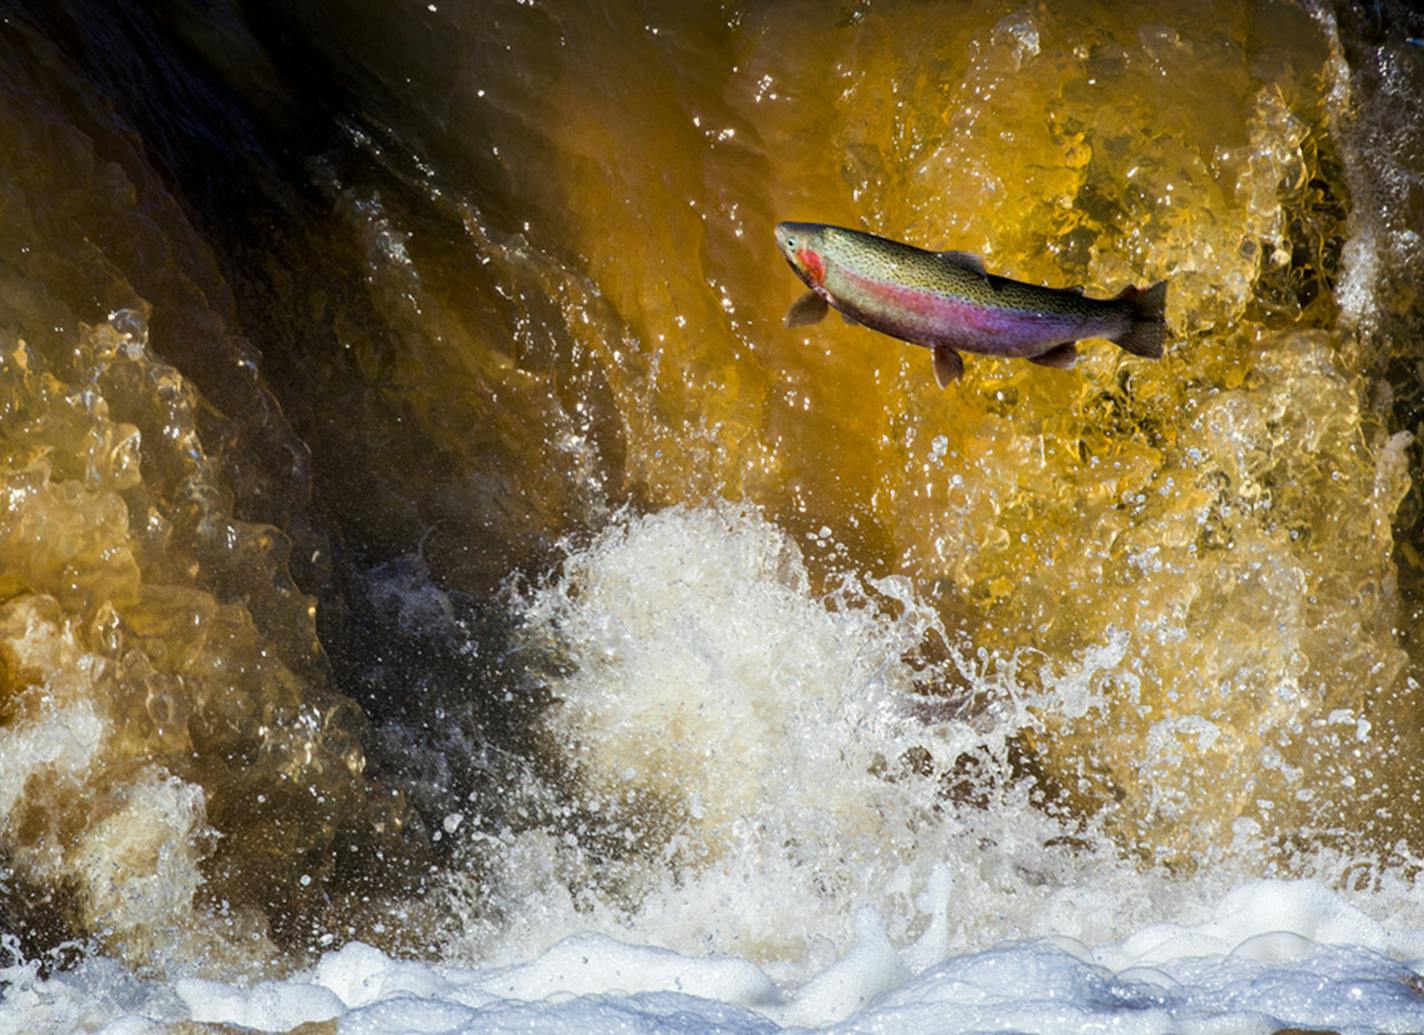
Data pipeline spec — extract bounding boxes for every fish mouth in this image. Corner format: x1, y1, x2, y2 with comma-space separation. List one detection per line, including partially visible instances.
773, 224, 795, 262
774, 226, 804, 280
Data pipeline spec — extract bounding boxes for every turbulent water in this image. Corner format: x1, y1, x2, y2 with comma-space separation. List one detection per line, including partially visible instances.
3, 0, 1424, 1031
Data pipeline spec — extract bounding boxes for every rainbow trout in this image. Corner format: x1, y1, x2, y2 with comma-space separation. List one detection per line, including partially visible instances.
775, 221, 1167, 387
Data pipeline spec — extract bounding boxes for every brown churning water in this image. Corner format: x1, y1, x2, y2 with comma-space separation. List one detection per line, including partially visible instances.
0, 0, 1422, 990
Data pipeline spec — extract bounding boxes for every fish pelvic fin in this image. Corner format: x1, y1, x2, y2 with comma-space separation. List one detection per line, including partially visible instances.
932, 345, 963, 388
785, 290, 829, 327
1029, 342, 1078, 369
1111, 279, 1169, 359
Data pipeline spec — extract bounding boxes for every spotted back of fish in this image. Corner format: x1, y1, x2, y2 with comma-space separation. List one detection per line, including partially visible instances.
818, 225, 1104, 320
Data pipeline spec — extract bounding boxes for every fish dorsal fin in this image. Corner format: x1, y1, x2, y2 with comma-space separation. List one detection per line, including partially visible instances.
785, 290, 829, 327
938, 250, 987, 278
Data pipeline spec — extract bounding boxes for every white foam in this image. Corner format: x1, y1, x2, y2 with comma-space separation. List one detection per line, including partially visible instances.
471, 503, 1028, 964
10, 506, 1424, 1034
1103, 879, 1420, 971
176, 975, 345, 1030
14, 876, 1424, 1034
407, 505, 1424, 985
514, 502, 955, 835
0, 702, 105, 818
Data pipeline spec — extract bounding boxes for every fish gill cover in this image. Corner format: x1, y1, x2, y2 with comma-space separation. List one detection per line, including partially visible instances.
0, 0, 1422, 1018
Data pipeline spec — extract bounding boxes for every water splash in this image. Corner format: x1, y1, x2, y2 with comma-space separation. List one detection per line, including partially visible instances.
0, 316, 416, 971
2, 0, 1424, 998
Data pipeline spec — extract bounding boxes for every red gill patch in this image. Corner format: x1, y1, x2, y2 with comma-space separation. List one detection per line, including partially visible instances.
795, 247, 825, 285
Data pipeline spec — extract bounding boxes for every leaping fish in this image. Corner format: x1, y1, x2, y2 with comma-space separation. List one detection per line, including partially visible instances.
774, 221, 1167, 387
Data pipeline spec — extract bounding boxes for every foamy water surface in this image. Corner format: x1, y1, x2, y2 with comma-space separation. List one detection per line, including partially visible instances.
3, 1, 1424, 1033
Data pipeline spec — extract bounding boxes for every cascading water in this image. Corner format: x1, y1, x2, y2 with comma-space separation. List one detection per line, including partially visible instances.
2, 1, 1424, 1032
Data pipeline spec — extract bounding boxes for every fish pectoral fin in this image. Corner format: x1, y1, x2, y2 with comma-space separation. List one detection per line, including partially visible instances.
1028, 342, 1079, 369
932, 345, 964, 388
785, 291, 829, 327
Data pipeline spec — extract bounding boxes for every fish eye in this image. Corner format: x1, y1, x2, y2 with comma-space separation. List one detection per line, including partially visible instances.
786, 236, 796, 248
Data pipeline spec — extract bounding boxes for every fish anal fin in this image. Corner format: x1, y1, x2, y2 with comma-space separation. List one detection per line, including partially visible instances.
932, 345, 964, 388
785, 290, 829, 327
1029, 342, 1078, 369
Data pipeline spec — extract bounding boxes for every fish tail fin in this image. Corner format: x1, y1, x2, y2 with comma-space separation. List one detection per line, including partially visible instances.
1111, 280, 1169, 359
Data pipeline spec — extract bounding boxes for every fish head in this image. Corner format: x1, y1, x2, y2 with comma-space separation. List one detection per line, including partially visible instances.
775, 221, 831, 289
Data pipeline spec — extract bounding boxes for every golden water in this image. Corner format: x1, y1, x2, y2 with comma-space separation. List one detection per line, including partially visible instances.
1, 0, 1423, 983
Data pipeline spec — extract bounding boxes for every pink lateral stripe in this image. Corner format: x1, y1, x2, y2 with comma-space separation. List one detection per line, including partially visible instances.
842, 266, 1032, 333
